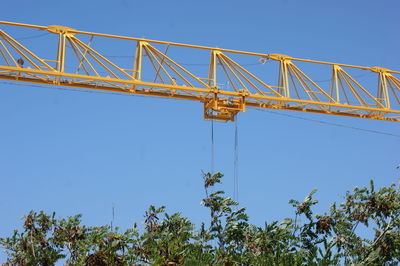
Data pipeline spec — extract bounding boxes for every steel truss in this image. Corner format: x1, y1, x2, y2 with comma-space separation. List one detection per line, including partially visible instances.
1, 21, 399, 121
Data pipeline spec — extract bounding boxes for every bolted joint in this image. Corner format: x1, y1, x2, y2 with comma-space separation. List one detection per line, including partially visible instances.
239, 89, 249, 97
370, 66, 391, 73
47, 25, 76, 35
267, 53, 292, 61
211, 86, 219, 93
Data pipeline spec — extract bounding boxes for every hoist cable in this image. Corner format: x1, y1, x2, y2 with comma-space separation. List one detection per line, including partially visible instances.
211, 119, 215, 174
233, 117, 239, 203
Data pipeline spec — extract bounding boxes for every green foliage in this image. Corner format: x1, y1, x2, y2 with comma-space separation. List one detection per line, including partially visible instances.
1, 174, 399, 265
0, 211, 65, 265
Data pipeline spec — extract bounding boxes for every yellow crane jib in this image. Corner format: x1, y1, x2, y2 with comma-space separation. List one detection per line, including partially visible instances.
0, 21, 399, 122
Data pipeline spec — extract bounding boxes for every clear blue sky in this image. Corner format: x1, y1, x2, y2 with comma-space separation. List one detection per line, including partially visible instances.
1, 0, 400, 261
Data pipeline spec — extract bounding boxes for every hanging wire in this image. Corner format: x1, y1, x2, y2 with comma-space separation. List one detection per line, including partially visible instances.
255, 109, 400, 138
14, 32, 50, 41
0, 81, 150, 99
1, 81, 399, 138
92, 53, 262, 67
211, 119, 215, 174
233, 117, 239, 203
313, 71, 371, 83
111, 203, 115, 231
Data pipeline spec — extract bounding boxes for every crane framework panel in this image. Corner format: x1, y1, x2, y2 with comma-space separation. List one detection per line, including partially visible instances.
0, 21, 399, 122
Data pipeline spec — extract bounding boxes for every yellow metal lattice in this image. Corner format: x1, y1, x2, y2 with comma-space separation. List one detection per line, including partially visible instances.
1, 21, 399, 121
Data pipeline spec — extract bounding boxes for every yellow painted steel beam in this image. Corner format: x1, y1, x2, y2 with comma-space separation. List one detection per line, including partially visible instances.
0, 21, 399, 122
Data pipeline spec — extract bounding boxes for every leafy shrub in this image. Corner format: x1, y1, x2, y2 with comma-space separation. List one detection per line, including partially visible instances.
1, 174, 399, 265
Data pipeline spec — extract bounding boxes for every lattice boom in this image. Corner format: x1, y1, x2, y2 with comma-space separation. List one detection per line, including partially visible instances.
1, 21, 399, 121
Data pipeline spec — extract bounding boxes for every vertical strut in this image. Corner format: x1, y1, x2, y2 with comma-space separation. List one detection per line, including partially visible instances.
331, 65, 340, 103
133, 41, 144, 81
208, 50, 218, 88
56, 33, 66, 73
378, 72, 390, 108
279, 60, 290, 98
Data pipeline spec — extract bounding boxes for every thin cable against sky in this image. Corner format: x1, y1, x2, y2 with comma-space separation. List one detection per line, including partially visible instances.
255, 109, 400, 138
2, 81, 399, 138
